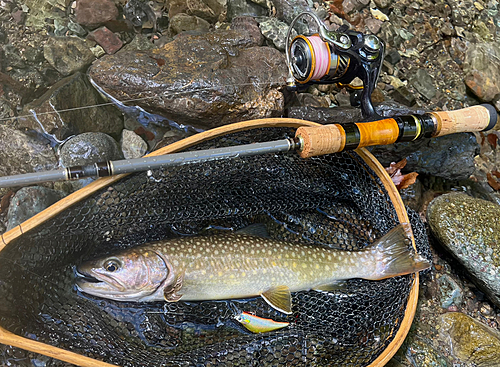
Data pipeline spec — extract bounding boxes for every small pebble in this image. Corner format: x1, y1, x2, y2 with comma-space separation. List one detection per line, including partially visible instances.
481, 303, 493, 316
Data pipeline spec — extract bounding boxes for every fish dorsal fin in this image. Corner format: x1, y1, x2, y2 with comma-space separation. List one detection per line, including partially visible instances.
164, 271, 184, 302
235, 223, 270, 238
261, 285, 292, 314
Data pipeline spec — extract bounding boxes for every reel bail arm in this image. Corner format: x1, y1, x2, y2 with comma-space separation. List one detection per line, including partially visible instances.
285, 12, 385, 119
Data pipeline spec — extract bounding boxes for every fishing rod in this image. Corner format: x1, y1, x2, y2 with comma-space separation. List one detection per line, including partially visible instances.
0, 104, 496, 188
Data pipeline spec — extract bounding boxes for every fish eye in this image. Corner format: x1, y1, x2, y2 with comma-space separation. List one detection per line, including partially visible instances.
104, 260, 120, 272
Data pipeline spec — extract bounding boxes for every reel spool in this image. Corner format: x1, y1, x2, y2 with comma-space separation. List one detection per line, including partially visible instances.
285, 12, 385, 119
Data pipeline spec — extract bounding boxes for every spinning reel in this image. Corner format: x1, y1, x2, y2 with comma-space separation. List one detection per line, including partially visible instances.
285, 12, 385, 119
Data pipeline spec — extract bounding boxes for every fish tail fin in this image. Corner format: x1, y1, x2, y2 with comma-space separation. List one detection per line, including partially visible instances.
367, 224, 430, 280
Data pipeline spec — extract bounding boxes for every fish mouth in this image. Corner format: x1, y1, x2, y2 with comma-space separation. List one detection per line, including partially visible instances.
74, 267, 146, 300
75, 269, 101, 284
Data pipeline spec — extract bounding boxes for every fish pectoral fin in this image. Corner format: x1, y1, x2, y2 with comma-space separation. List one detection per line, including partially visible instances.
313, 281, 348, 292
261, 285, 292, 314
164, 271, 184, 302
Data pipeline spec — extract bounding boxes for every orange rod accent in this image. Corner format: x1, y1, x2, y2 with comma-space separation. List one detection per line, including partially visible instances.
357, 118, 400, 148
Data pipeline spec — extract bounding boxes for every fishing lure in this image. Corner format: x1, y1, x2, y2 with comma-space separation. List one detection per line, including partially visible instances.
235, 312, 290, 333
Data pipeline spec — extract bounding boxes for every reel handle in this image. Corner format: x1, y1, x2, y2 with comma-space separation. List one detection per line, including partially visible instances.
296, 104, 497, 158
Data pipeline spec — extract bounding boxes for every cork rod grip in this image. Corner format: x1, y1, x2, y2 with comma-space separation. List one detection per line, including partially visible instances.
296, 118, 400, 158
431, 104, 497, 137
296, 125, 345, 158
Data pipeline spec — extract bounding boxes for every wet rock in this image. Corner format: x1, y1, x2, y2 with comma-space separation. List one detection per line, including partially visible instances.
343, 0, 370, 13
68, 20, 87, 37
227, 0, 267, 21
90, 44, 106, 58
59, 132, 123, 167
89, 27, 123, 54
155, 129, 191, 150
167, 0, 189, 18
6, 187, 65, 231
166, 0, 226, 23
465, 71, 499, 102
230, 16, 264, 46
88, 31, 286, 129
2, 44, 27, 69
428, 193, 500, 307
449, 37, 467, 65
19, 73, 123, 141
169, 13, 211, 35
384, 48, 401, 65
75, 0, 119, 28
373, 0, 392, 8
365, 18, 383, 34
370, 133, 479, 180
463, 42, 500, 103
391, 86, 416, 107
54, 18, 69, 36
390, 336, 451, 367
411, 69, 437, 101
437, 273, 464, 309
121, 130, 147, 159
123, 0, 157, 29
439, 312, 500, 366
0, 125, 58, 186
189, 0, 227, 23
272, 0, 312, 24
334, 90, 352, 107
43, 36, 95, 76
24, 0, 67, 29
293, 93, 330, 108
121, 34, 156, 52
184, 0, 217, 22
257, 16, 295, 51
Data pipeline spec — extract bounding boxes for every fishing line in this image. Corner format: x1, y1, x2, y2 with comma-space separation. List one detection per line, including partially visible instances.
0, 79, 287, 124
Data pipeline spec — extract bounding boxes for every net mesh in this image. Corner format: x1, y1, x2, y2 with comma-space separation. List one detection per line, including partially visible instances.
0, 127, 431, 366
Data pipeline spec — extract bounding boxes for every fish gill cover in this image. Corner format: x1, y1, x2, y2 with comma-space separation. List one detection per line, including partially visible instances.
0, 127, 431, 366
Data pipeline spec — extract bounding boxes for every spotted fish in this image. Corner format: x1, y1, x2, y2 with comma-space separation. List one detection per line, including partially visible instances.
76, 224, 430, 314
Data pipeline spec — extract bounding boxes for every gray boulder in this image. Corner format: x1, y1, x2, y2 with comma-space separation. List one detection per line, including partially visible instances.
427, 193, 500, 307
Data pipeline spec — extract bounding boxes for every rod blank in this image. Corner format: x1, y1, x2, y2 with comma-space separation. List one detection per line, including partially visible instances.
0, 139, 297, 188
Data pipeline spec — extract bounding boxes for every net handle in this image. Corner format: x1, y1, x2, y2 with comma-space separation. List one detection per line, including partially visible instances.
296, 104, 497, 158
0, 327, 118, 367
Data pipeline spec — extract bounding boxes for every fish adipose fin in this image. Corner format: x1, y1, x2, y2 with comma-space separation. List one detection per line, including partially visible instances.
164, 271, 184, 302
369, 224, 431, 280
261, 285, 292, 314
